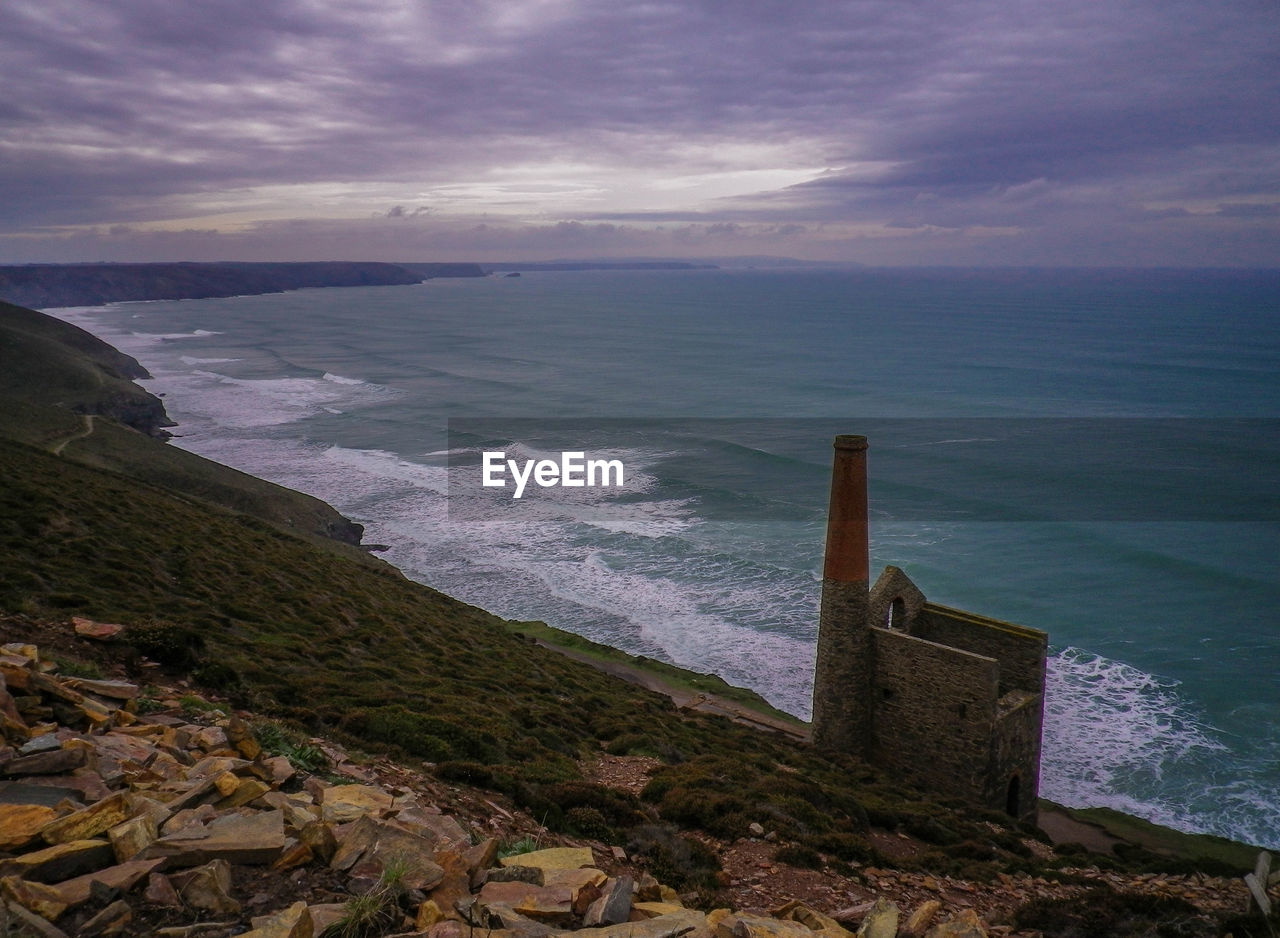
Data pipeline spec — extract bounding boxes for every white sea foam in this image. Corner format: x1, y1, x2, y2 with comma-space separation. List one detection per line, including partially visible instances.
892, 438, 1002, 447
1041, 646, 1280, 847
132, 329, 222, 341
180, 356, 241, 365
155, 370, 396, 430
323, 372, 365, 386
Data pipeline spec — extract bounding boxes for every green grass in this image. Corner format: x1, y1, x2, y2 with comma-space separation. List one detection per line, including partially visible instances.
1057, 805, 1262, 874
323, 859, 410, 938
0, 300, 367, 546
497, 835, 542, 859
50, 655, 103, 679
252, 719, 329, 774
178, 694, 228, 717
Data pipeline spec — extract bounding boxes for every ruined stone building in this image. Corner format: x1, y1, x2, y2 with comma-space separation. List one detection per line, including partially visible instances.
811, 436, 1047, 821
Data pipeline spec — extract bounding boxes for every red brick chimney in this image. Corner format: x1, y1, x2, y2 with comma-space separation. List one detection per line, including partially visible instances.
811, 435, 872, 753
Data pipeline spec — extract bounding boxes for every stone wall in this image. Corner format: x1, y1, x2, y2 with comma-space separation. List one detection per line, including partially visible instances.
988, 692, 1045, 820
867, 627, 1000, 805
867, 566, 928, 632
913, 605, 1046, 695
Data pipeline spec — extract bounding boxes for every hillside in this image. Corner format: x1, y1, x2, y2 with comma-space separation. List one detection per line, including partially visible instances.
0, 300, 366, 545
0, 301, 1273, 937
0, 261, 442, 309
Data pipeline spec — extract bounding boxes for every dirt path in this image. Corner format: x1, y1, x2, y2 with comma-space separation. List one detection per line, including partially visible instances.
1036, 805, 1123, 852
537, 640, 809, 741
50, 413, 96, 455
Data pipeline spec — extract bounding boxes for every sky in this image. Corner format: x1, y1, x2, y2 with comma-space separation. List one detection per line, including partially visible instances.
1, 0, 1278, 266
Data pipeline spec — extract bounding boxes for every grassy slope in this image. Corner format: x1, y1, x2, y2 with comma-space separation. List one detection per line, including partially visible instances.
0, 301, 364, 544
507, 618, 804, 726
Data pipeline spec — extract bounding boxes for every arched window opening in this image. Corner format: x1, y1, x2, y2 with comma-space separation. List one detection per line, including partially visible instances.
1005, 774, 1021, 817
887, 597, 906, 630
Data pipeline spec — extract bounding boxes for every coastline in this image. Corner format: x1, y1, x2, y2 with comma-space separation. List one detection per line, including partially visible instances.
5, 284, 1275, 859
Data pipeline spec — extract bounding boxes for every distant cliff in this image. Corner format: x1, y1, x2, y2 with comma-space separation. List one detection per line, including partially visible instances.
400, 262, 487, 279
0, 261, 430, 309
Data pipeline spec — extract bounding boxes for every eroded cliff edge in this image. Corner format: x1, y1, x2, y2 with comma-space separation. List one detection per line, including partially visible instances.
0, 300, 366, 546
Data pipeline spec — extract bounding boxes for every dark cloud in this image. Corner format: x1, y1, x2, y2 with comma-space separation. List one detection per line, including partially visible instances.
0, 0, 1277, 264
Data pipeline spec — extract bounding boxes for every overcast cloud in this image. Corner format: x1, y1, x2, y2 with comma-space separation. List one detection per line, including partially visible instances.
1, 0, 1277, 264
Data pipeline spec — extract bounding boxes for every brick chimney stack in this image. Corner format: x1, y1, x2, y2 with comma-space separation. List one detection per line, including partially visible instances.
811, 435, 872, 753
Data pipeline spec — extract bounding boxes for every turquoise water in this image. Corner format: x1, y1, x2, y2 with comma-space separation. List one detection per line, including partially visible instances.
51, 267, 1280, 848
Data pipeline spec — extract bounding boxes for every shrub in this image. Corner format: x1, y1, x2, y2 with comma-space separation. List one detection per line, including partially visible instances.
192, 660, 240, 691
1013, 886, 1213, 938
127, 621, 205, 669
807, 832, 882, 865
627, 823, 721, 892
900, 813, 962, 846
252, 720, 328, 774
774, 844, 824, 869
565, 807, 616, 842
341, 707, 503, 763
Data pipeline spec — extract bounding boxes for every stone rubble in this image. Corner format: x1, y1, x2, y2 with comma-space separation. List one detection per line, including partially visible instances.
0, 637, 1261, 937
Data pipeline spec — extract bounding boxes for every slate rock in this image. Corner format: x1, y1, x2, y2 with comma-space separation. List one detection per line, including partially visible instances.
144, 808, 285, 866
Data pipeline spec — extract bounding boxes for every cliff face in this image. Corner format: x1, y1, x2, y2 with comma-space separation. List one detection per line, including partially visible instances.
0, 261, 426, 309
0, 300, 173, 439
400, 262, 488, 279
0, 300, 365, 546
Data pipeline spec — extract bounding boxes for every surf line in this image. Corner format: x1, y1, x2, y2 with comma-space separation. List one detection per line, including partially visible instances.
482, 451, 624, 499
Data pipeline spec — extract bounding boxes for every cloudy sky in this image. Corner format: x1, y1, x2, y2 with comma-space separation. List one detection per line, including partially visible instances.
2, 0, 1277, 265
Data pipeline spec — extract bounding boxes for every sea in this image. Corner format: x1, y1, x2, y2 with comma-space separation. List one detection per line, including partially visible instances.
45, 266, 1280, 850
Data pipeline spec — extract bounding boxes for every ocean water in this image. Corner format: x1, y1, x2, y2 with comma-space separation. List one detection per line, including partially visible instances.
47, 267, 1280, 849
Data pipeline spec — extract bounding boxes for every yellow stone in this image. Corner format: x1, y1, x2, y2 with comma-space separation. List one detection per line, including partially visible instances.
319, 784, 394, 823
1, 874, 68, 921
543, 867, 607, 891
81, 704, 113, 727
417, 899, 445, 930
634, 902, 687, 919
38, 792, 129, 844
554, 910, 711, 938
108, 814, 158, 862
271, 841, 314, 871
901, 900, 940, 938
478, 881, 574, 922
498, 846, 594, 871
241, 900, 314, 938
707, 909, 735, 933
0, 839, 115, 882
713, 913, 816, 938
214, 771, 241, 796
771, 900, 855, 938
0, 803, 60, 851
216, 778, 271, 809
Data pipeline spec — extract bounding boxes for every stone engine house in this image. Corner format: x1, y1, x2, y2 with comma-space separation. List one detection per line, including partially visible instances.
811, 435, 1047, 820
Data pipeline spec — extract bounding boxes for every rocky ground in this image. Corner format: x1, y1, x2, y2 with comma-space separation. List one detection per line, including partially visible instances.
0, 620, 1272, 938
